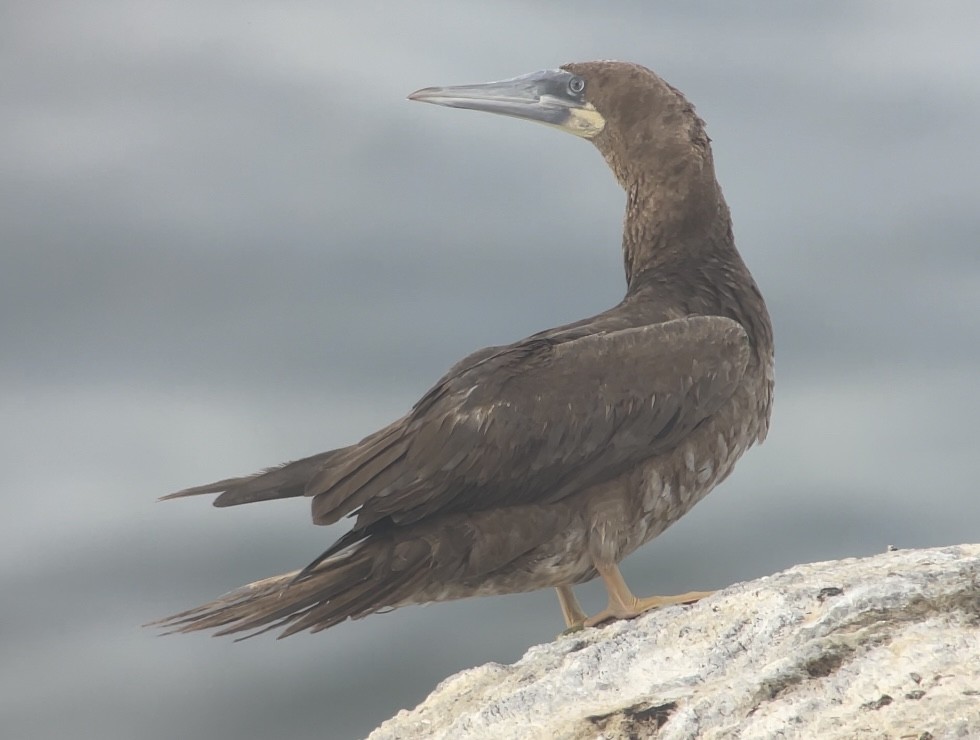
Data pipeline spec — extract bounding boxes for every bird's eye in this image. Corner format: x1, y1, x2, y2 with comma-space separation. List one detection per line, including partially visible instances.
568, 76, 585, 95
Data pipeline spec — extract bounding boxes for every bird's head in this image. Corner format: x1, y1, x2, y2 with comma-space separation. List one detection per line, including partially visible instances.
408, 61, 711, 189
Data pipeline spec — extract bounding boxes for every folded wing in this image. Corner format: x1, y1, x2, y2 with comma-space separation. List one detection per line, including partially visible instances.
308, 315, 750, 537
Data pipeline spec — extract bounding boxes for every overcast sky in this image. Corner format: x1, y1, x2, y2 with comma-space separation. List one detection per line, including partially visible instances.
3, 2, 979, 739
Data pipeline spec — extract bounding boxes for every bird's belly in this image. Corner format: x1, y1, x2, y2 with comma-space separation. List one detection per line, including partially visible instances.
407, 521, 595, 603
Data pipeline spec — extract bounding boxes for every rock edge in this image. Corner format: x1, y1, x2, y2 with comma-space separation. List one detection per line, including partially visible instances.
369, 544, 980, 739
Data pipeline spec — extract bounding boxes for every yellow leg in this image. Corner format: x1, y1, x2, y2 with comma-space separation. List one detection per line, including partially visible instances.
583, 562, 713, 628
555, 585, 588, 630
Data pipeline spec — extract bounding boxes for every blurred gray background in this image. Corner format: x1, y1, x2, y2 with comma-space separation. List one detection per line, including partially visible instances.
3, 2, 978, 738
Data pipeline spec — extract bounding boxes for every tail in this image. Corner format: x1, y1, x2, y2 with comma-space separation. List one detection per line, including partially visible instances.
150, 504, 573, 639
149, 536, 432, 639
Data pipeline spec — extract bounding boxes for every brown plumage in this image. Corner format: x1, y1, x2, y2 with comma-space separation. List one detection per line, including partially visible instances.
154, 61, 774, 639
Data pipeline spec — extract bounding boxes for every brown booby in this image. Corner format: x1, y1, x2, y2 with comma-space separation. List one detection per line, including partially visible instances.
154, 61, 774, 638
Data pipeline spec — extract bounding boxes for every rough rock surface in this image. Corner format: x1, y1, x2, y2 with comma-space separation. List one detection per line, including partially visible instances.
369, 544, 980, 739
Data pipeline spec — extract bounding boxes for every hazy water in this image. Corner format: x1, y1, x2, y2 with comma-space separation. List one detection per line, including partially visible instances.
3, 2, 979, 738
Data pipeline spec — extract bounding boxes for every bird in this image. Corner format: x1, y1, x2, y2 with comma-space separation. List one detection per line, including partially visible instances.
154, 61, 774, 639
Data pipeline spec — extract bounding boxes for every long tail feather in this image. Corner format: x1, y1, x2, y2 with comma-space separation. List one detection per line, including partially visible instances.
148, 536, 429, 639
159, 449, 343, 507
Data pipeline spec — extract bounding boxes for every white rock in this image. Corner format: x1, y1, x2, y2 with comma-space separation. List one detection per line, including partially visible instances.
369, 544, 980, 740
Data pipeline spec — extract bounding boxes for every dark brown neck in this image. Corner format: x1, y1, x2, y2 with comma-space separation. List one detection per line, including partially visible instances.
619, 146, 727, 284
621, 182, 773, 365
